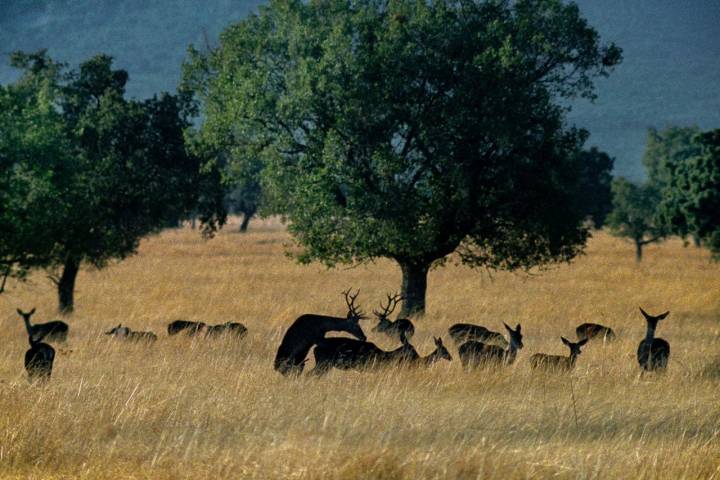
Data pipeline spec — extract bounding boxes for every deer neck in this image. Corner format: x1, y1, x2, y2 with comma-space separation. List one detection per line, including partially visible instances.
644, 323, 656, 343
423, 349, 440, 365
568, 351, 578, 366
505, 342, 518, 363
22, 316, 35, 345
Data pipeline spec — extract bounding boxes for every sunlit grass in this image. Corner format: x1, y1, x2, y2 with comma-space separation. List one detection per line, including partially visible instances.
0, 219, 718, 478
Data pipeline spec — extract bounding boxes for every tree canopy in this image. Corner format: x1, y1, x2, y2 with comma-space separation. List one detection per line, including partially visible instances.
184, 0, 621, 315
606, 178, 665, 261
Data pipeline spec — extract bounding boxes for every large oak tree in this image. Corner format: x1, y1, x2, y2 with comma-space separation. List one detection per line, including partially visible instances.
185, 0, 621, 315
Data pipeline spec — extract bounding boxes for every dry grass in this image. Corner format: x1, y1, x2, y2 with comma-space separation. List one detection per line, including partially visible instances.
0, 219, 718, 479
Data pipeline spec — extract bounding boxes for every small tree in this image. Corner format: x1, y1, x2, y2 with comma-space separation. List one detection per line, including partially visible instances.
185, 0, 621, 315
6, 51, 224, 312
606, 178, 665, 261
574, 147, 614, 228
658, 129, 720, 256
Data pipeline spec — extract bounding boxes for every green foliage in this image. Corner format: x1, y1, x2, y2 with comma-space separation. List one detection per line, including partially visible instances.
0, 51, 224, 306
185, 0, 620, 313
574, 147, 614, 228
606, 177, 665, 260
657, 130, 720, 256
643, 126, 702, 192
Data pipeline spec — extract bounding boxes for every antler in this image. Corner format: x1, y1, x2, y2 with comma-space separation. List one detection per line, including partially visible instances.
372, 292, 404, 319
342, 288, 365, 319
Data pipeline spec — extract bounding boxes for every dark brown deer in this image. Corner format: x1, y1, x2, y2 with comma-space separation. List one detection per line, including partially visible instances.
576, 323, 615, 342
16, 308, 68, 343
448, 323, 508, 348
274, 289, 368, 376
530, 337, 588, 371
458, 323, 523, 369
637, 307, 670, 372
310, 330, 419, 376
372, 293, 415, 341
20, 309, 55, 382
167, 320, 206, 336
105, 324, 158, 342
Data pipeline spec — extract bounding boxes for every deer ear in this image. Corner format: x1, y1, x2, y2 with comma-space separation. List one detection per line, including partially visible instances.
639, 307, 651, 319
561, 336, 570, 346
16, 308, 22, 316
503, 322, 512, 332
30, 308, 36, 315
515, 324, 521, 333
656, 311, 670, 320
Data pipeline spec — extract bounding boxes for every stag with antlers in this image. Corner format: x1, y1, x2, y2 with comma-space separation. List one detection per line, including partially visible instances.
372, 293, 415, 341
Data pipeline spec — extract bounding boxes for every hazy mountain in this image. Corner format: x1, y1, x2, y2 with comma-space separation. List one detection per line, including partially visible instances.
1, 0, 718, 179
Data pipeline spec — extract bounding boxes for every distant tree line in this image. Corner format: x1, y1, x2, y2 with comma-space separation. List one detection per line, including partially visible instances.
607, 126, 720, 261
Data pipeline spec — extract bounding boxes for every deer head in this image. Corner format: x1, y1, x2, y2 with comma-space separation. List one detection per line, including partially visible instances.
561, 336, 588, 357
639, 307, 669, 330
372, 292, 403, 332
503, 322, 524, 350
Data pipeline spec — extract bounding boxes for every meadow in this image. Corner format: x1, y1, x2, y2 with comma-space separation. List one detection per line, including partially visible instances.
0, 219, 718, 479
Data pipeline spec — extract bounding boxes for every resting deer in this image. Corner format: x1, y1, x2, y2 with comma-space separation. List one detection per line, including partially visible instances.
530, 337, 588, 371
637, 307, 670, 372
448, 323, 508, 347
372, 293, 415, 341
576, 323, 615, 342
459, 323, 523, 369
205, 322, 248, 338
16, 308, 68, 343
105, 324, 158, 342
418, 337, 453, 366
274, 289, 367, 376
310, 330, 419, 376
20, 309, 55, 382
167, 320, 206, 336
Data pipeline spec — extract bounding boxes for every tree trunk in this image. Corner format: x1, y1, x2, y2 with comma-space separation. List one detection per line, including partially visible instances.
190, 216, 197, 230
239, 211, 254, 233
398, 261, 429, 317
693, 234, 702, 248
58, 257, 79, 314
635, 240, 643, 262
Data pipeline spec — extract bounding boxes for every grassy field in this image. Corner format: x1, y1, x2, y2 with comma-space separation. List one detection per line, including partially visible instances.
0, 219, 718, 479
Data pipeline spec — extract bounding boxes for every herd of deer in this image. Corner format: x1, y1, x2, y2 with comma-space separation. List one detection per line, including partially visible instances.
272, 290, 671, 378
15, 290, 671, 383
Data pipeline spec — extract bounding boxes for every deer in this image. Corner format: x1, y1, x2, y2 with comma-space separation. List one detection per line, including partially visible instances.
205, 322, 248, 338
447, 323, 508, 348
576, 323, 615, 342
167, 320, 206, 336
529, 337, 588, 371
637, 307, 670, 372
20, 309, 55, 382
16, 308, 68, 343
274, 289, 368, 376
372, 293, 415, 341
105, 324, 158, 342
310, 330, 419, 376
458, 323, 523, 369
417, 337, 453, 366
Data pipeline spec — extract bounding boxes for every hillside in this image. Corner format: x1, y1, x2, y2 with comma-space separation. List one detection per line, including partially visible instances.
1, 0, 718, 179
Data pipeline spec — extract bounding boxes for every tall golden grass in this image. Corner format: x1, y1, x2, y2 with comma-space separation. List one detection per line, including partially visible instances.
0, 219, 718, 479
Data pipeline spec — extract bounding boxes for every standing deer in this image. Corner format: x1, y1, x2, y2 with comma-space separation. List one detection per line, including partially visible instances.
458, 323, 523, 369
530, 337, 588, 371
16, 308, 68, 343
167, 320, 206, 336
274, 289, 368, 376
576, 323, 615, 342
372, 293, 415, 341
105, 324, 158, 342
20, 309, 55, 381
447, 323, 508, 347
310, 330, 419, 376
637, 307, 670, 372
